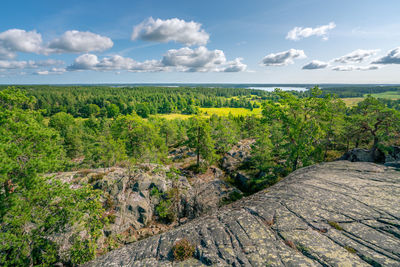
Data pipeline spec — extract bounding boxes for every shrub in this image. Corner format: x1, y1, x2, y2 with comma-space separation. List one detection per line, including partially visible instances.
150, 186, 162, 198
172, 238, 195, 261
77, 169, 92, 177
88, 172, 105, 183
220, 191, 243, 205
344, 246, 356, 254
328, 221, 343, 231
155, 199, 175, 223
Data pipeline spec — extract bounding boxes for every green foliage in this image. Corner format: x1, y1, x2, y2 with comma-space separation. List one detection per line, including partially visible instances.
0, 88, 104, 266
172, 238, 195, 261
328, 221, 343, 231
259, 87, 346, 173
346, 96, 400, 151
150, 186, 162, 198
187, 116, 215, 167
155, 199, 175, 223
112, 114, 167, 163
49, 112, 83, 158
220, 191, 243, 205
210, 114, 239, 154
0, 175, 104, 266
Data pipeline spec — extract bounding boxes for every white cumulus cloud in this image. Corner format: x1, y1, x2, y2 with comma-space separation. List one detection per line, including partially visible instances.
334, 49, 379, 64
0, 29, 113, 58
261, 49, 306, 67
35, 68, 66, 75
286, 22, 336, 41
302, 60, 329, 70
67, 53, 165, 72
373, 47, 400, 64
0, 29, 43, 59
67, 47, 246, 73
132, 17, 209, 46
47, 30, 113, 53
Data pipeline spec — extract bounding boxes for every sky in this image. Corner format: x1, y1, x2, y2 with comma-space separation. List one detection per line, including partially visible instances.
1, 0, 400, 84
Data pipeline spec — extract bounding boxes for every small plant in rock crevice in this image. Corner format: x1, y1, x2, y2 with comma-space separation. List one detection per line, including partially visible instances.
172, 238, 195, 261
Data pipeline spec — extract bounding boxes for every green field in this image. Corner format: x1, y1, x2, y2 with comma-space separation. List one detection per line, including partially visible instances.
200, 107, 262, 116
156, 113, 192, 120
341, 98, 364, 107
155, 107, 262, 120
367, 91, 400, 99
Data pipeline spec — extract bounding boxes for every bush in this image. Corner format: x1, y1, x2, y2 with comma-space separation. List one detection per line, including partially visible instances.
172, 238, 195, 261
220, 191, 243, 205
155, 199, 175, 223
88, 172, 105, 183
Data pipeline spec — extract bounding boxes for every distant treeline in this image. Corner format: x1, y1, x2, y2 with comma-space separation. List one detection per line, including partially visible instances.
0, 85, 306, 118
1, 85, 399, 117
320, 86, 400, 97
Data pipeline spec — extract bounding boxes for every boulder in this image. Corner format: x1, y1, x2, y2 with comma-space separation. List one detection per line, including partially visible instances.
340, 148, 385, 163
84, 161, 400, 266
386, 146, 400, 167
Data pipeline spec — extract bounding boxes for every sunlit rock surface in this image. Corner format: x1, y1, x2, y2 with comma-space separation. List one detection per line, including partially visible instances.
84, 161, 400, 266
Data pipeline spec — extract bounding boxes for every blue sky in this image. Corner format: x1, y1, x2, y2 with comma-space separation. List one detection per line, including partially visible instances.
1, 0, 400, 84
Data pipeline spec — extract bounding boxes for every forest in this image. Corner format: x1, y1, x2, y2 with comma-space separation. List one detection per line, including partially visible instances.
1, 85, 399, 266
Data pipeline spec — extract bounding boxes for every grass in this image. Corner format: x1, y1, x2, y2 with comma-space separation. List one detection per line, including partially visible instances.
328, 221, 344, 231
344, 245, 357, 254
367, 91, 400, 99
172, 238, 195, 261
341, 98, 364, 107
155, 113, 192, 120
154, 107, 262, 120
199, 107, 262, 116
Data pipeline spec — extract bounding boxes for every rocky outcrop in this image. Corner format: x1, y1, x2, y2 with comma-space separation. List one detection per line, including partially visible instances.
339, 148, 386, 163
221, 139, 255, 172
84, 161, 400, 266
221, 139, 256, 192
386, 146, 400, 167
53, 164, 239, 252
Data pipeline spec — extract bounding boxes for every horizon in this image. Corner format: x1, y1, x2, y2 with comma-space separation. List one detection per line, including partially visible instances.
1, 0, 400, 84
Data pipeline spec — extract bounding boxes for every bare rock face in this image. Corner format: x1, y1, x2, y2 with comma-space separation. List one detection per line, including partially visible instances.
84, 161, 400, 266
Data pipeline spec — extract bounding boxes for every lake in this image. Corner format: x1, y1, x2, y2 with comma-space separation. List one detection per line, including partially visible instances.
246, 86, 308, 91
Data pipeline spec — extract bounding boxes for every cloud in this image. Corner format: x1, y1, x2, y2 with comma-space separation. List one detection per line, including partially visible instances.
35, 68, 66, 75
302, 60, 329, 70
0, 58, 64, 71
67, 54, 164, 72
0, 60, 29, 69
286, 22, 336, 41
0, 29, 43, 59
373, 47, 400, 64
261, 49, 306, 67
132, 17, 209, 46
0, 29, 113, 59
334, 49, 379, 64
47, 30, 113, 53
223, 58, 247, 72
68, 47, 246, 73
331, 65, 381, 71
162, 46, 229, 72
